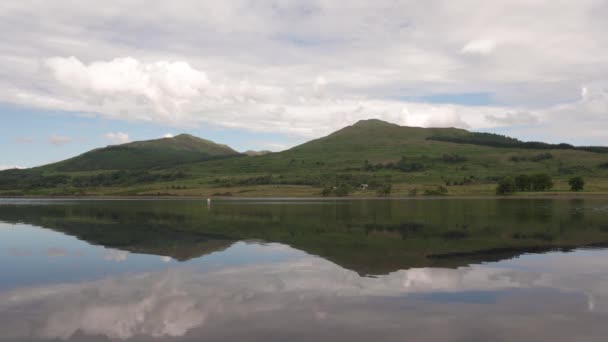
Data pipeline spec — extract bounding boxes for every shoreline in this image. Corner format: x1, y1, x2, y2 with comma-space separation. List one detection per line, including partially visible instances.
3, 193, 608, 201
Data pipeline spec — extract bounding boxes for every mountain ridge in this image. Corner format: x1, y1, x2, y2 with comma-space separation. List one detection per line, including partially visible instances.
2, 118, 608, 196
38, 133, 240, 172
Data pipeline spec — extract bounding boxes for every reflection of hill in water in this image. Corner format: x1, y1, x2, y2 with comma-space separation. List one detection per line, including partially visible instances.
1, 199, 608, 275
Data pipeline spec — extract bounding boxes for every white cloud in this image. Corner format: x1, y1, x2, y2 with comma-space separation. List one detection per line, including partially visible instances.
1, 247, 608, 340
103, 249, 129, 262
0, 165, 24, 171
104, 132, 130, 144
163, 133, 174, 138
251, 142, 292, 152
0, 1, 606, 143
461, 39, 496, 55
48, 135, 72, 146
160, 256, 172, 263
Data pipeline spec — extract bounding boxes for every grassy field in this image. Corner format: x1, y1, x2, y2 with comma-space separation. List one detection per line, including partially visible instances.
2, 119, 608, 197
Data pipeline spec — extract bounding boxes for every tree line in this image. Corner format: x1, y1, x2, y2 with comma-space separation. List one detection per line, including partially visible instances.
428, 133, 608, 154
0, 169, 188, 190
497, 174, 584, 194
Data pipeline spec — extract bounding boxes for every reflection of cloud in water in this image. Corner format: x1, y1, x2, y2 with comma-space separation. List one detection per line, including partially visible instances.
1, 250, 608, 340
160, 256, 172, 263
7, 247, 32, 257
103, 249, 129, 262
46, 248, 68, 258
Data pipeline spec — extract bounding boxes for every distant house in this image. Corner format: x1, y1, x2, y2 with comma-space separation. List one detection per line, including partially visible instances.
360, 184, 369, 190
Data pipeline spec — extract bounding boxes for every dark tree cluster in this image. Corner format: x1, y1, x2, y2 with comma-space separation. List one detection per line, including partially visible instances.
497, 174, 554, 195
0, 169, 187, 190
514, 174, 554, 192
72, 171, 187, 187
442, 153, 467, 163
444, 175, 477, 186
558, 165, 590, 175
568, 177, 585, 191
361, 157, 425, 173
428, 133, 608, 154
510, 152, 553, 162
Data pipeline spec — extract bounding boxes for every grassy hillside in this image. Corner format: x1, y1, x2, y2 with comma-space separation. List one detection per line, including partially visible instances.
163, 119, 608, 196
1, 119, 608, 196
39, 134, 240, 172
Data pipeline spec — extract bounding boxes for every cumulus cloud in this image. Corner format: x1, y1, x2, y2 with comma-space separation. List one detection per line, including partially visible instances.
47, 135, 72, 146
45, 57, 210, 122
0, 1, 607, 143
163, 133, 174, 138
104, 132, 130, 144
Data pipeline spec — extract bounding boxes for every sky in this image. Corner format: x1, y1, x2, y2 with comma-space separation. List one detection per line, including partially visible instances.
1, 0, 608, 169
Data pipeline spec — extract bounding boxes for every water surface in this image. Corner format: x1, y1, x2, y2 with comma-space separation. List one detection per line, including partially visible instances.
1, 198, 608, 341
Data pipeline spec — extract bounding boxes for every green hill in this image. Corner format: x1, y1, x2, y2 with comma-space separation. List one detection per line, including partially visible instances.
1, 119, 608, 196
39, 134, 240, 172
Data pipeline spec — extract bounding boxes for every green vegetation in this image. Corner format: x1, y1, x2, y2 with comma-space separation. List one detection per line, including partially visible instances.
424, 185, 449, 196
496, 177, 516, 195
1, 119, 608, 197
569, 176, 585, 191
497, 174, 554, 195
510, 152, 553, 162
3, 199, 608, 275
40, 134, 241, 172
428, 132, 608, 154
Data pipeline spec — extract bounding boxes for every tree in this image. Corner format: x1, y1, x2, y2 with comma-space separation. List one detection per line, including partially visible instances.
531, 173, 553, 191
515, 174, 532, 191
569, 176, 585, 192
496, 177, 516, 195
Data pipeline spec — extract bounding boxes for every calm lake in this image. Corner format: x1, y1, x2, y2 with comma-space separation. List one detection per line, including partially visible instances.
1, 198, 608, 341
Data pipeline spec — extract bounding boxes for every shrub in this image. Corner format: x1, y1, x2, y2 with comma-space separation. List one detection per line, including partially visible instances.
442, 153, 467, 163
424, 186, 448, 196
334, 184, 352, 197
530, 152, 553, 162
511, 153, 553, 162
396, 157, 425, 172
376, 183, 392, 196
568, 176, 585, 191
